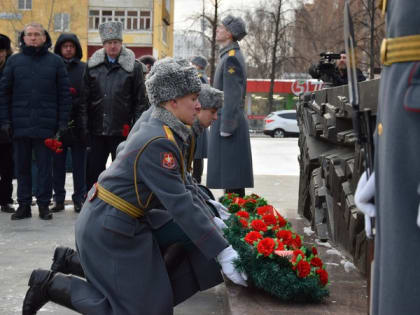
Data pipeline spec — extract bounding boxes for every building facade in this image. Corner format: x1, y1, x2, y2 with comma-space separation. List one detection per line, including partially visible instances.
0, 0, 89, 59
0, 0, 174, 60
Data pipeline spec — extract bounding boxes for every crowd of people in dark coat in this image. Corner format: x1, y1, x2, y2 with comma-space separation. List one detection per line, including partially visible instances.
0, 23, 149, 220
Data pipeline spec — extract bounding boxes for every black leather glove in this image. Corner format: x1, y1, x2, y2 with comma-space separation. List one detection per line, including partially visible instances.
0, 124, 12, 142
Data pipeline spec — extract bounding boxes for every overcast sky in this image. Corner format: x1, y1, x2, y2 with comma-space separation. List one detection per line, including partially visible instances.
173, 0, 261, 31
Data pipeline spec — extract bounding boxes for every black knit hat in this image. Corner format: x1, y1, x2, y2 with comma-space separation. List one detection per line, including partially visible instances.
0, 34, 11, 50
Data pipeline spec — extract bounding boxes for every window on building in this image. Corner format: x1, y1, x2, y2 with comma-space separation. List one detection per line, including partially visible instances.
89, 10, 100, 30
88, 9, 152, 31
18, 0, 32, 10
54, 13, 70, 32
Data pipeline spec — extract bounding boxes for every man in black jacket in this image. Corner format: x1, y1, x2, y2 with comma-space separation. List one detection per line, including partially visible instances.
0, 23, 71, 220
82, 21, 148, 190
51, 33, 87, 213
0, 34, 15, 214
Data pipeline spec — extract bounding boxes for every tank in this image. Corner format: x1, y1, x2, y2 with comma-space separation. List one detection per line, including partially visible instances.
296, 79, 379, 275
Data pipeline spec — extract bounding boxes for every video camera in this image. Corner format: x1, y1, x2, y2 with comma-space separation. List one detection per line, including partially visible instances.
309, 52, 342, 87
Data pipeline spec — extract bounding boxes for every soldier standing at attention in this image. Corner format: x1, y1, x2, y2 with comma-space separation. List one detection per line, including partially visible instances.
355, 1, 420, 314
207, 15, 253, 197
22, 57, 246, 315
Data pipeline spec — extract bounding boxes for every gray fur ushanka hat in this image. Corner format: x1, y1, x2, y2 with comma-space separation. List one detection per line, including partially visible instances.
146, 57, 202, 106
99, 21, 123, 43
191, 55, 208, 69
199, 84, 224, 110
222, 15, 247, 41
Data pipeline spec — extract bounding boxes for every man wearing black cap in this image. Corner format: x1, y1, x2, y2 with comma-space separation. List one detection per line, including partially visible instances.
0, 34, 15, 213
207, 15, 254, 197
51, 33, 87, 213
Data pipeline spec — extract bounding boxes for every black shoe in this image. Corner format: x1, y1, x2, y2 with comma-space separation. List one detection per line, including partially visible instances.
51, 246, 85, 277
1, 204, 15, 213
50, 202, 65, 213
22, 269, 54, 315
38, 205, 52, 220
73, 201, 82, 213
11, 205, 31, 220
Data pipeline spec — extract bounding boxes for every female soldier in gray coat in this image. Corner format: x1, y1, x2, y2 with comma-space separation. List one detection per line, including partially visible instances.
207, 15, 253, 197
22, 58, 246, 315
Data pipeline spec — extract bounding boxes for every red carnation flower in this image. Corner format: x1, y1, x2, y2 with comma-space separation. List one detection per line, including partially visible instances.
291, 235, 302, 249
277, 215, 287, 227
296, 260, 311, 278
257, 237, 276, 257
316, 268, 328, 286
312, 246, 318, 256
239, 219, 248, 228
310, 257, 323, 268
257, 205, 273, 216
44, 138, 53, 147
236, 210, 250, 219
276, 230, 292, 241
262, 214, 277, 226
233, 197, 246, 206
244, 231, 263, 245
122, 124, 130, 137
246, 198, 257, 204
251, 219, 267, 232
292, 249, 305, 263
276, 241, 285, 250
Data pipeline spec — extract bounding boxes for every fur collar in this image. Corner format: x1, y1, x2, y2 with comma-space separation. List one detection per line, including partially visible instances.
151, 106, 192, 143
192, 118, 204, 136
88, 46, 135, 72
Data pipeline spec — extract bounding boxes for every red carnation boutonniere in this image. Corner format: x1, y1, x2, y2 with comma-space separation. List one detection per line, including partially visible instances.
122, 124, 130, 138
44, 138, 63, 154
69, 87, 77, 95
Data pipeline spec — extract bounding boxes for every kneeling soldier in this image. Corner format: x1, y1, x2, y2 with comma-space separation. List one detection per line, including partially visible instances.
22, 58, 246, 315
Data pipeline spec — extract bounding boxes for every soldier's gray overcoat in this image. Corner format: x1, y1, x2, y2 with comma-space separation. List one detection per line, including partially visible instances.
74, 107, 228, 315
372, 1, 420, 314
207, 42, 254, 189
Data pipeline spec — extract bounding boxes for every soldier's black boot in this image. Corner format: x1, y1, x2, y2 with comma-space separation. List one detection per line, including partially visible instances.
38, 205, 52, 220
11, 204, 31, 220
51, 247, 85, 277
22, 269, 76, 315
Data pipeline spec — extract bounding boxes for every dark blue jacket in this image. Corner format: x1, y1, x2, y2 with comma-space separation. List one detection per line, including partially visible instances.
0, 30, 71, 138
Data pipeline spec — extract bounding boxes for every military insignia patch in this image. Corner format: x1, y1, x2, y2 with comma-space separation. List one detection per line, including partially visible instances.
162, 152, 176, 169
228, 67, 235, 74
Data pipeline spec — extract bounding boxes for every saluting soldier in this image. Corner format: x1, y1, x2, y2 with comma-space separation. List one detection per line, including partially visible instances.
355, 1, 420, 314
22, 57, 246, 315
207, 15, 254, 197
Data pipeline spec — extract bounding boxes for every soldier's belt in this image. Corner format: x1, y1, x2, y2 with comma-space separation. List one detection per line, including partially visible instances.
95, 183, 144, 219
381, 35, 420, 66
